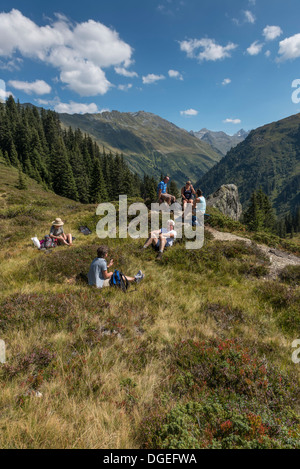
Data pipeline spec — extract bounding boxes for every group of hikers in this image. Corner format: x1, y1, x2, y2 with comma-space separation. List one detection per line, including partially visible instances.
49, 176, 206, 290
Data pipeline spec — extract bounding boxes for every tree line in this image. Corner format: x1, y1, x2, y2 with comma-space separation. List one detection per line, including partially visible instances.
0, 96, 160, 203
243, 188, 300, 238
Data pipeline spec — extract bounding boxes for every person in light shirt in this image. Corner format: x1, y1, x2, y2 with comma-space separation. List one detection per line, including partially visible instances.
192, 189, 206, 226
142, 219, 177, 260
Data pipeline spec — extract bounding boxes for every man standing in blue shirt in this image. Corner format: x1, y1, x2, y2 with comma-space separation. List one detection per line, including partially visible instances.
157, 176, 176, 205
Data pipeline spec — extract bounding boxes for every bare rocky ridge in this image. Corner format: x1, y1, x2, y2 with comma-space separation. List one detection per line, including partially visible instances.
206, 184, 242, 221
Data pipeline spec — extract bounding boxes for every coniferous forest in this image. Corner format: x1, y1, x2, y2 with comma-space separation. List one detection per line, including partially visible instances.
0, 96, 158, 203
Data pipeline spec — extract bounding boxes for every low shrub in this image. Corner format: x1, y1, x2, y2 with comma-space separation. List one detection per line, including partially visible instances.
139, 339, 300, 449
141, 398, 300, 449
279, 265, 300, 286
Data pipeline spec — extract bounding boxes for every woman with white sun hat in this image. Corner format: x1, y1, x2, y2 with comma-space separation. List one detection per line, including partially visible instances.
49, 217, 73, 246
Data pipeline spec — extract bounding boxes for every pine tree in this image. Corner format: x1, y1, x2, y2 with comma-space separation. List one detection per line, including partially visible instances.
50, 137, 78, 200
243, 189, 276, 233
90, 158, 108, 203
169, 180, 180, 199
17, 169, 27, 190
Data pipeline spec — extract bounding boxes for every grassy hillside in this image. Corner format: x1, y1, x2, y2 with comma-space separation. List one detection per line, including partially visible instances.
0, 160, 299, 449
59, 110, 222, 187
196, 113, 300, 216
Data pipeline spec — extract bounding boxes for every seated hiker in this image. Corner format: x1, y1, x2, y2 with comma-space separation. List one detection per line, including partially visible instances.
142, 219, 177, 260
88, 245, 144, 288
157, 176, 176, 205
192, 189, 206, 226
49, 218, 73, 246
181, 180, 196, 211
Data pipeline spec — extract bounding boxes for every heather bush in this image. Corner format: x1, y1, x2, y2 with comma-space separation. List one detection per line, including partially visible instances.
139, 339, 300, 449
279, 265, 300, 286
141, 398, 300, 449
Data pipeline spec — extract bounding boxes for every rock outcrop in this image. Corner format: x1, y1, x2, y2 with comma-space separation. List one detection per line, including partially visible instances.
206, 184, 242, 221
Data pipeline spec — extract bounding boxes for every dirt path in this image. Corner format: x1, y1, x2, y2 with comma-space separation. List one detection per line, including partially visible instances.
205, 226, 300, 279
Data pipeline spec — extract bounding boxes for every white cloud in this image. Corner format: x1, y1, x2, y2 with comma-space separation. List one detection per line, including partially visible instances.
263, 25, 282, 41
0, 9, 134, 96
53, 100, 99, 114
142, 74, 165, 84
168, 69, 183, 80
179, 38, 237, 62
247, 41, 264, 55
8, 79, 51, 95
223, 118, 241, 124
0, 57, 23, 71
114, 66, 138, 78
278, 33, 300, 61
180, 108, 198, 116
265, 50, 271, 58
0, 89, 13, 101
222, 78, 231, 86
118, 83, 133, 91
244, 10, 256, 24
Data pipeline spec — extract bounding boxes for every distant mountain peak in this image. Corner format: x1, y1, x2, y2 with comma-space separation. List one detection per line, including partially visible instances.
192, 127, 250, 156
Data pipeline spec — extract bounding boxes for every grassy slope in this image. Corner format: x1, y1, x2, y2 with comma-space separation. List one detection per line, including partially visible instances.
0, 160, 299, 449
59, 111, 221, 187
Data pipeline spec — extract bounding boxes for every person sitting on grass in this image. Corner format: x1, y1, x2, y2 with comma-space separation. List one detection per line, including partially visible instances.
142, 219, 177, 260
157, 176, 176, 205
49, 218, 73, 246
181, 180, 196, 211
88, 245, 145, 289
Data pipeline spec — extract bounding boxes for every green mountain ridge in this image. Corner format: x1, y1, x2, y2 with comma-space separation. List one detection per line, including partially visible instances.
196, 113, 300, 216
59, 110, 222, 187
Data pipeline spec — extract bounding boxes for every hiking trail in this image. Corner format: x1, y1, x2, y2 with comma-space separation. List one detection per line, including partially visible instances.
205, 225, 300, 279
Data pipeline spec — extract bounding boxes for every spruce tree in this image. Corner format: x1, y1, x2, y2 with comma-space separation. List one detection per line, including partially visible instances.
169, 180, 180, 199
90, 158, 108, 203
17, 169, 27, 190
50, 137, 78, 200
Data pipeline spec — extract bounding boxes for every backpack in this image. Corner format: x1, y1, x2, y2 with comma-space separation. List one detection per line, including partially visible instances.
109, 270, 129, 292
79, 226, 92, 236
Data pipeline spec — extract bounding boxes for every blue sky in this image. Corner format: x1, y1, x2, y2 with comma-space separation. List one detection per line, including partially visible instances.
0, 0, 300, 133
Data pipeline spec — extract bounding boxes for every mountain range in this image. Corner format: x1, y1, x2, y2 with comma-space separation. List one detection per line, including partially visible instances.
191, 128, 250, 157
196, 113, 300, 216
59, 110, 222, 187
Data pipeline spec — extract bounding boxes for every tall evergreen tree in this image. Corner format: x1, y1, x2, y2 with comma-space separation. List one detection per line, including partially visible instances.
243, 189, 276, 233
90, 159, 108, 203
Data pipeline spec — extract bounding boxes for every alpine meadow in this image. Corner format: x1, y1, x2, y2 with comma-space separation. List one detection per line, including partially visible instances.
0, 0, 300, 452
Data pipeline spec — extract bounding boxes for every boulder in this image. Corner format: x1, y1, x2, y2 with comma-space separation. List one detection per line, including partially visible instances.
206, 184, 242, 221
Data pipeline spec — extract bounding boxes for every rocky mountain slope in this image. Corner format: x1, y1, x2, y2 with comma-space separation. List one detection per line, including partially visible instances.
191, 128, 249, 156
196, 113, 300, 216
